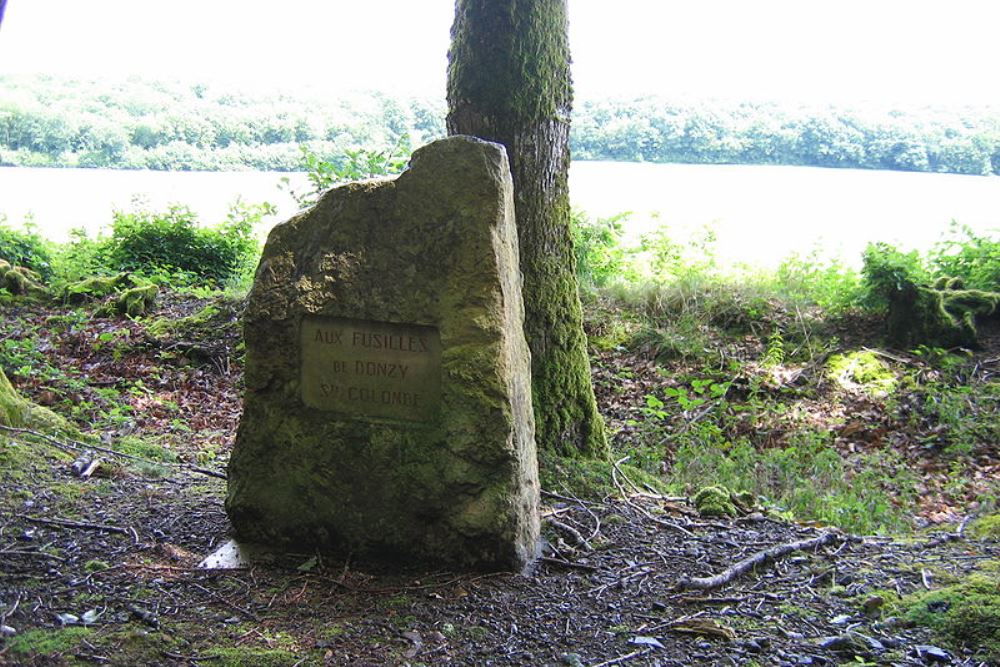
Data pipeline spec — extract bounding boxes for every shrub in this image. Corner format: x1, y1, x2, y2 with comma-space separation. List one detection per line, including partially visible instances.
570, 209, 636, 288
929, 223, 1000, 291
860, 241, 928, 312
774, 249, 863, 312
0, 216, 53, 280
84, 201, 270, 287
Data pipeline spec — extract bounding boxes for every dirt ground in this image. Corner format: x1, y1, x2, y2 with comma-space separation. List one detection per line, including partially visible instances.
1, 296, 997, 666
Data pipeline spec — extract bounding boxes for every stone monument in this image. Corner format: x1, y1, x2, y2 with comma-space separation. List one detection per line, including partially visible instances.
225, 136, 539, 570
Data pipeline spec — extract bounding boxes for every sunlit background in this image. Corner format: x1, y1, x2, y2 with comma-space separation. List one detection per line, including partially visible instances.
1, 0, 998, 266
3, 0, 998, 103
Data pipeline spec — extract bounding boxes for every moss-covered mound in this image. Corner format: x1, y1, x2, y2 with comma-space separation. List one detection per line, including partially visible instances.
0, 258, 47, 299
886, 280, 1000, 349
896, 562, 1000, 662
63, 273, 158, 317
0, 367, 69, 432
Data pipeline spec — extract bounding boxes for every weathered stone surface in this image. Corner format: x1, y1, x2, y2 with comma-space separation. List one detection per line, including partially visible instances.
226, 136, 539, 570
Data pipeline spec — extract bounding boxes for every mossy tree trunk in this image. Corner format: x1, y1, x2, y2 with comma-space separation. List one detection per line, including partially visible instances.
446, 0, 608, 458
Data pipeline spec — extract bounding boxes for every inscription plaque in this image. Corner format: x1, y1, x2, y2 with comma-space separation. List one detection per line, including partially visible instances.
301, 316, 442, 422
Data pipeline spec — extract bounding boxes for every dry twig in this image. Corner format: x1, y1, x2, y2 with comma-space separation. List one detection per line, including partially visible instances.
675, 531, 841, 591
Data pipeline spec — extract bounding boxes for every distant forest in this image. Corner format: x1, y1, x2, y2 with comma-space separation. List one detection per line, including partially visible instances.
2, 75, 999, 176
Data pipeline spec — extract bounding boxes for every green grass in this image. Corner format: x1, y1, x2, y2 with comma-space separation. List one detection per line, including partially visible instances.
5, 627, 93, 659
895, 562, 1000, 662
662, 431, 915, 533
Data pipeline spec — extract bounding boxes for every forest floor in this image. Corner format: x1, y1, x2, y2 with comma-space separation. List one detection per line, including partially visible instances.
1, 292, 998, 666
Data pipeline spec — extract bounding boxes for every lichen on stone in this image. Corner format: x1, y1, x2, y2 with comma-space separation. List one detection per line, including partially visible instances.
226, 137, 540, 571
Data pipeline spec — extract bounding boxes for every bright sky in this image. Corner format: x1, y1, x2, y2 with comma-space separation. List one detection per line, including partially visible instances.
1, 0, 998, 105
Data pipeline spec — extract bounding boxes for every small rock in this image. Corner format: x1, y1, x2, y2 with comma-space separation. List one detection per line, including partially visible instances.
427, 631, 446, 643
818, 634, 867, 655
864, 636, 885, 652
862, 595, 885, 615
796, 657, 814, 665
560, 653, 584, 667
744, 639, 763, 653
630, 636, 665, 649
914, 645, 951, 663
1, 625, 16, 637
830, 614, 852, 625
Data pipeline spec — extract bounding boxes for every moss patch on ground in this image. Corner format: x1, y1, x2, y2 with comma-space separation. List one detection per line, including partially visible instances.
4, 627, 93, 661
969, 513, 1000, 540
895, 561, 1000, 662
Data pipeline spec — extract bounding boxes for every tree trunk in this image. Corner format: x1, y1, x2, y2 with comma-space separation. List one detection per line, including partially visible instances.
446, 0, 607, 458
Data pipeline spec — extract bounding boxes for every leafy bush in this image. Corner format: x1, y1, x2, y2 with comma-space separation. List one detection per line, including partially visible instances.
775, 249, 863, 312
860, 241, 928, 311
571, 210, 635, 288
930, 223, 1000, 290
0, 216, 53, 280
283, 137, 410, 208
83, 201, 271, 287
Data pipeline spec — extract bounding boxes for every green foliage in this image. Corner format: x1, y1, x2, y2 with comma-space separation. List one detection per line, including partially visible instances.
664, 431, 915, 533
827, 351, 897, 397
0, 215, 53, 280
4, 75, 997, 176
693, 485, 738, 517
775, 250, 863, 312
900, 380, 1000, 457
283, 137, 410, 208
571, 209, 635, 288
537, 448, 668, 499
968, 513, 1000, 539
860, 242, 928, 312
62, 201, 271, 287
0, 74, 444, 171
929, 223, 1000, 290
572, 96, 1000, 176
5, 627, 93, 659
895, 564, 1000, 662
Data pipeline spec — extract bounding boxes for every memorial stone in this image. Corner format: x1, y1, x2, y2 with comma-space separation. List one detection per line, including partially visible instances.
225, 136, 539, 570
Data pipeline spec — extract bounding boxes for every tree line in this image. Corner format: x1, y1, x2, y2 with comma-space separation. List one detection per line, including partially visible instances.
2, 75, 998, 176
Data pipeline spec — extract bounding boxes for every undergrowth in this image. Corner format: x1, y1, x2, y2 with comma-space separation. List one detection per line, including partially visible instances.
572, 212, 1000, 533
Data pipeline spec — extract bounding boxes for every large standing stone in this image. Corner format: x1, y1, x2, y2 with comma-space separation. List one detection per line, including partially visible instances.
226, 136, 539, 570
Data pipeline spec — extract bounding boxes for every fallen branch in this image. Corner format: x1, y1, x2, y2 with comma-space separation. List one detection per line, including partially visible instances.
612, 458, 696, 538
0, 424, 226, 480
18, 515, 129, 535
588, 647, 652, 667
548, 518, 593, 551
674, 531, 841, 591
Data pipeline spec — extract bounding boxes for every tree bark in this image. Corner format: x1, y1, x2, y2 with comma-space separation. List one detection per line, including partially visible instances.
446, 0, 607, 458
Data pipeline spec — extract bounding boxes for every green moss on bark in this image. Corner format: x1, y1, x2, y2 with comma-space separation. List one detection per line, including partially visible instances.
447, 0, 608, 459
0, 366, 69, 431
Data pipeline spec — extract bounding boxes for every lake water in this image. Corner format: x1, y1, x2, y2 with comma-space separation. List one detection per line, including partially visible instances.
1, 162, 998, 268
